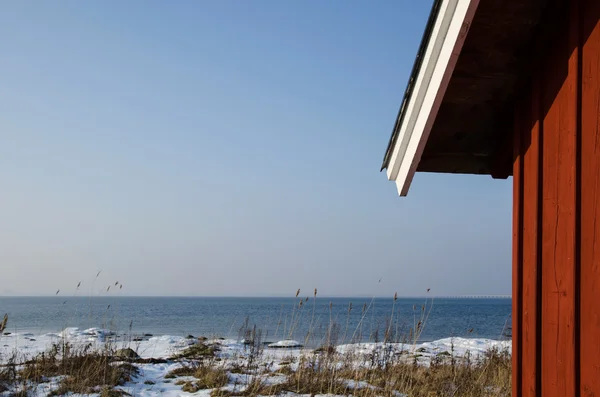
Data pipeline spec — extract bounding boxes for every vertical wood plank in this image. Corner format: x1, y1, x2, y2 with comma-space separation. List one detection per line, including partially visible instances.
513, 93, 524, 397
540, 1, 579, 395
579, 0, 600, 395
521, 77, 541, 397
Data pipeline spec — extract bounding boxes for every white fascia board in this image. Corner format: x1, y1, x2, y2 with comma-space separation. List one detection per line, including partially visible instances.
386, 0, 479, 196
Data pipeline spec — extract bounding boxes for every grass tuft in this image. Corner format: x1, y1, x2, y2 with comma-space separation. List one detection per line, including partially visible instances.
4, 342, 139, 396
192, 364, 229, 389
166, 361, 229, 392
170, 342, 217, 360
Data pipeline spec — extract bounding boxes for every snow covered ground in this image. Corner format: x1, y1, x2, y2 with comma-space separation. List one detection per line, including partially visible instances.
0, 328, 511, 396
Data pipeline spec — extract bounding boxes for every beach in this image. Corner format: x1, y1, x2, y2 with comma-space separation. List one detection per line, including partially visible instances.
0, 326, 511, 396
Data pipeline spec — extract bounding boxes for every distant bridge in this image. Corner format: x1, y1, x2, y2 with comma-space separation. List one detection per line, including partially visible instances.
432, 295, 512, 299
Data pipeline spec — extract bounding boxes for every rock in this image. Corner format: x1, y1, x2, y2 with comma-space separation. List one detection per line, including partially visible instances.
186, 334, 195, 339
114, 348, 140, 359
198, 336, 207, 341
3, 332, 11, 336
268, 340, 303, 349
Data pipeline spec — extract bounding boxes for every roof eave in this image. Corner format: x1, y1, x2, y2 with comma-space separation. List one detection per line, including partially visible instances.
381, 0, 443, 172
383, 0, 480, 196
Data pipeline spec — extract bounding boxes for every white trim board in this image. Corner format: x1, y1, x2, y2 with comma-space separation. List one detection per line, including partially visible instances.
386, 0, 479, 196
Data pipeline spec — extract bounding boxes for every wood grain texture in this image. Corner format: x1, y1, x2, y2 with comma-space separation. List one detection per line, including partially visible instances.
539, 1, 578, 392
521, 77, 541, 397
513, 93, 524, 397
579, 0, 600, 395
513, 2, 586, 396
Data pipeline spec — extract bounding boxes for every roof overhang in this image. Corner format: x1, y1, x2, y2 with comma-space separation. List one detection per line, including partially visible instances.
383, 0, 480, 196
382, 0, 547, 196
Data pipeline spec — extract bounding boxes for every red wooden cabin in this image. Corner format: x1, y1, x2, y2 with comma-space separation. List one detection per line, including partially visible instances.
381, 0, 599, 395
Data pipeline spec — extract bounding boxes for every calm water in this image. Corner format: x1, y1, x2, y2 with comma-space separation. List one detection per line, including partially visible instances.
0, 297, 511, 345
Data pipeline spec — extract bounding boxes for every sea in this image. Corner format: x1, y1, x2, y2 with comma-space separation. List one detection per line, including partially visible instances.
0, 297, 511, 346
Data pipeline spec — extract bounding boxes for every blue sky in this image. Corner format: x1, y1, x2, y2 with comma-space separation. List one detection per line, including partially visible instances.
0, 1, 512, 297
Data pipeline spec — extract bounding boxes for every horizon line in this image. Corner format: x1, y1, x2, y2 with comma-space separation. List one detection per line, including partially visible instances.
0, 294, 512, 299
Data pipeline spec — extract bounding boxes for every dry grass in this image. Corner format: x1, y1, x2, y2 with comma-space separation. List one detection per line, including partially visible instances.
170, 342, 217, 360
0, 341, 138, 396
0, 290, 512, 397
1, 335, 511, 397
198, 345, 510, 397
220, 347, 511, 397
167, 361, 229, 392
334, 348, 512, 396
0, 314, 8, 334
165, 366, 196, 378
194, 365, 229, 388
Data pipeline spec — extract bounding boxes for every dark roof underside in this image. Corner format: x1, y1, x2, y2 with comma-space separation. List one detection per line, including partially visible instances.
383, 0, 548, 177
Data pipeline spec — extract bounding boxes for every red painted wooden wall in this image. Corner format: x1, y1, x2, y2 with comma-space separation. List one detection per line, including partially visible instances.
512, 0, 600, 396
